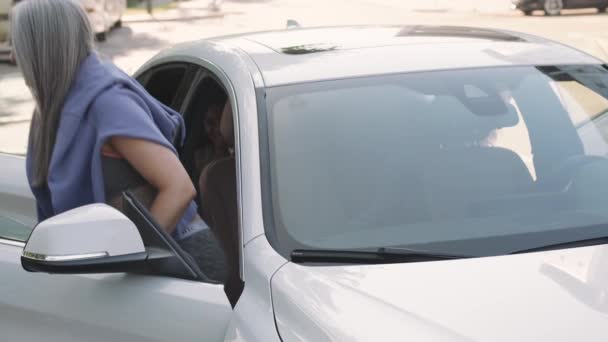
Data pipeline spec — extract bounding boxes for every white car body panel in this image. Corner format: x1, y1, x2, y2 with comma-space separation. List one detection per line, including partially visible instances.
0, 241, 232, 341
272, 245, 608, 342
225, 235, 287, 342
247, 40, 601, 87
0, 157, 233, 341
210, 27, 603, 87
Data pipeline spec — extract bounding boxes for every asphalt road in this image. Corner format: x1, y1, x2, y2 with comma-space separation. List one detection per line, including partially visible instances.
1, 0, 607, 154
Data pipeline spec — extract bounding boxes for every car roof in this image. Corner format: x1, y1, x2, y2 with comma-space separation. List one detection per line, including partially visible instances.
202, 25, 604, 87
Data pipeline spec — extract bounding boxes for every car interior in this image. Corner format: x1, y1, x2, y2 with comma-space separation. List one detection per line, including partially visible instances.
181, 75, 243, 306
268, 69, 608, 255
140, 65, 243, 307
270, 84, 530, 235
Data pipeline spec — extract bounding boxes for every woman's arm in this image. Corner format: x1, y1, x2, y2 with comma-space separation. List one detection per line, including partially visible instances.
110, 137, 196, 234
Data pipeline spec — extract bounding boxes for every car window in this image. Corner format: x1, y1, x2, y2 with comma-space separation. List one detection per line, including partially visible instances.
138, 63, 196, 112
263, 64, 608, 258
180, 73, 229, 179
132, 64, 239, 295
0, 215, 32, 242
178, 67, 245, 305
555, 81, 608, 155
555, 80, 608, 126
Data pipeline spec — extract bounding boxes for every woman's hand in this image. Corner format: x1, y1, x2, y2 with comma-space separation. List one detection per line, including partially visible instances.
110, 137, 196, 234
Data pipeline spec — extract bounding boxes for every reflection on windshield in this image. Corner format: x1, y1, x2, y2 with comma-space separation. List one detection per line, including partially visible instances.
264, 65, 608, 257
541, 246, 608, 314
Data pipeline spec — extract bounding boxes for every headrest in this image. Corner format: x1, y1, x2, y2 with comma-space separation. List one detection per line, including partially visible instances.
425, 96, 519, 145
220, 101, 234, 148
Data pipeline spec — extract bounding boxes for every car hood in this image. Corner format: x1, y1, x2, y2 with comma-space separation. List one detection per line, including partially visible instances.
271, 245, 608, 341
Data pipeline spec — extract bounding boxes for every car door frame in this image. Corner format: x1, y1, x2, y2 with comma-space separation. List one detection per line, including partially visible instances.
135, 45, 290, 341
134, 54, 247, 281
136, 62, 199, 111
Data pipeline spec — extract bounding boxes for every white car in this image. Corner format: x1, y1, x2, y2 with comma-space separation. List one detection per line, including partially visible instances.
2, 25, 608, 341
0, 0, 125, 44
80, 0, 126, 41
0, 0, 12, 42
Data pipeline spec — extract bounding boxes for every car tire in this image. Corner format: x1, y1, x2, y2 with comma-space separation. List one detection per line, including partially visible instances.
523, 10, 534, 16
544, 0, 563, 16
599, 7, 607, 13
114, 19, 122, 28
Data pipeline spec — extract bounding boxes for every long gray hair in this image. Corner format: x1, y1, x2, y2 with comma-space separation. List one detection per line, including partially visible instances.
11, 0, 94, 186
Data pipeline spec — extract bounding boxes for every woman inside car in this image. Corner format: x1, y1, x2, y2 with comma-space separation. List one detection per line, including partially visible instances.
11, 0, 226, 281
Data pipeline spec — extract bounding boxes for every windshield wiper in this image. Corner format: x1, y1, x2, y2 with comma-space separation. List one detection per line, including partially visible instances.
291, 247, 473, 264
509, 236, 608, 255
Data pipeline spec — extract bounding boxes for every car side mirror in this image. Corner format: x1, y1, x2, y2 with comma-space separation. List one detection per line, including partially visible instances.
21, 204, 147, 274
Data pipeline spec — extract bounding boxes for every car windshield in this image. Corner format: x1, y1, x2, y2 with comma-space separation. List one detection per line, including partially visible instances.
262, 65, 608, 258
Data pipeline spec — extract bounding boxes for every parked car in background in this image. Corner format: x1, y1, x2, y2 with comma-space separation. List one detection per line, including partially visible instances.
81, 0, 126, 41
0, 0, 125, 44
512, 0, 608, 15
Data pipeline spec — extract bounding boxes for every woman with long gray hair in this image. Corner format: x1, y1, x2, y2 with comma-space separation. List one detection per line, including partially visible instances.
10, 0, 227, 282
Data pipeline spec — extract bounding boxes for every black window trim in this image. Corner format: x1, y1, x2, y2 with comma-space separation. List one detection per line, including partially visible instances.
136, 62, 198, 113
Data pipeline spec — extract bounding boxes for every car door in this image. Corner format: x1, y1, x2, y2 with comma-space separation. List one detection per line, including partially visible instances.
0, 63, 233, 342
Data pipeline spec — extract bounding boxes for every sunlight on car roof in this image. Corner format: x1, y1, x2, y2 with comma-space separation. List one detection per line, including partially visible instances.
247, 26, 515, 55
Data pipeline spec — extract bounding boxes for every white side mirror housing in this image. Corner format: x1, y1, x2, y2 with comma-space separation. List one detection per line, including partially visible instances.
22, 204, 146, 273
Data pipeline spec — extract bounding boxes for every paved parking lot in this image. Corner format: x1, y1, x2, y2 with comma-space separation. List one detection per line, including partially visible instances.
1, 0, 608, 154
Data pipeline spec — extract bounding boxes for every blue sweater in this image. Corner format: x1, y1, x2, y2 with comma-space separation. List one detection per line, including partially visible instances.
26, 54, 198, 239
